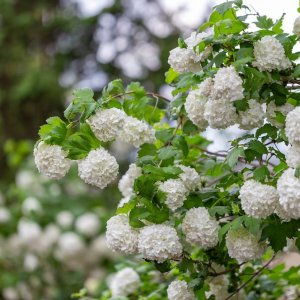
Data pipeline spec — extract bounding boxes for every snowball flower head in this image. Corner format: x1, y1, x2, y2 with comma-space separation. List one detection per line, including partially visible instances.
75, 212, 100, 237
238, 99, 265, 130
185, 31, 212, 62
119, 116, 156, 147
277, 168, 300, 219
22, 197, 42, 215
178, 165, 200, 191
211, 66, 244, 102
285, 107, 300, 144
275, 203, 293, 222
204, 98, 238, 129
158, 179, 188, 211
34, 141, 71, 179
182, 207, 219, 249
118, 163, 142, 197
198, 77, 214, 98
266, 101, 294, 128
0, 207, 10, 223
239, 180, 279, 218
138, 224, 182, 262
56, 211, 74, 228
78, 148, 119, 189
293, 16, 300, 37
286, 143, 300, 169
55, 232, 85, 261
253, 36, 291, 72
106, 214, 139, 254
18, 219, 42, 245
184, 89, 208, 130
110, 268, 140, 297
167, 280, 195, 300
168, 47, 202, 73
226, 228, 265, 263
87, 108, 126, 142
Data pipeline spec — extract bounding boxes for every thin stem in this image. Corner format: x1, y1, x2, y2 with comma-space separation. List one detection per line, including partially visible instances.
107, 91, 171, 103
224, 255, 276, 300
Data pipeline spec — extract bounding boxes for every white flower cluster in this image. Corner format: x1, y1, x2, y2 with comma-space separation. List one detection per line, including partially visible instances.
286, 144, 300, 169
167, 280, 195, 300
158, 179, 188, 212
75, 212, 100, 237
226, 228, 265, 263
106, 214, 139, 254
168, 32, 211, 73
110, 268, 140, 297
182, 207, 219, 249
293, 16, 300, 37
119, 116, 156, 147
184, 89, 208, 130
87, 108, 156, 147
285, 107, 300, 144
239, 180, 278, 218
55, 232, 85, 263
204, 66, 244, 129
34, 142, 71, 179
266, 101, 294, 128
185, 67, 266, 131
253, 36, 291, 72
86, 108, 126, 142
178, 165, 200, 191
210, 66, 244, 102
118, 163, 142, 198
158, 165, 199, 211
138, 224, 182, 262
78, 148, 119, 189
277, 168, 300, 219
238, 99, 265, 130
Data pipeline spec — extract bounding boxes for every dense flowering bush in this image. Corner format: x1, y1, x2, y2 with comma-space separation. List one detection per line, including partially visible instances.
33, 1, 300, 299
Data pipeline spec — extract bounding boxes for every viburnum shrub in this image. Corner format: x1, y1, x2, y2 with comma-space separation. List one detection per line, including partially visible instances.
34, 1, 300, 299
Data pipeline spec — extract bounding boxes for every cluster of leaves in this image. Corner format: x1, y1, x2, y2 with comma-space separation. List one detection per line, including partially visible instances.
35, 0, 300, 299
38, 79, 166, 160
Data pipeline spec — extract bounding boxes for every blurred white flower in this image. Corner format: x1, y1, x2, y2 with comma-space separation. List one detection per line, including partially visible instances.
75, 212, 100, 237
110, 267, 140, 297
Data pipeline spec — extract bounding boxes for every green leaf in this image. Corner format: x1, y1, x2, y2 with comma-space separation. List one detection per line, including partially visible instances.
165, 68, 179, 84
178, 37, 187, 48
155, 128, 173, 143
227, 147, 245, 168
102, 79, 124, 100
234, 99, 249, 112
154, 261, 171, 273
255, 15, 274, 29
38, 116, 67, 145
63, 123, 100, 160
157, 146, 178, 160
295, 167, 300, 178
253, 166, 270, 182
261, 219, 300, 252
248, 140, 268, 154
173, 136, 189, 157
272, 14, 284, 34
64, 88, 97, 122
138, 143, 157, 158
129, 206, 149, 228
243, 216, 261, 236
213, 2, 234, 15
292, 65, 300, 77
209, 206, 230, 217
256, 124, 277, 139
183, 120, 199, 134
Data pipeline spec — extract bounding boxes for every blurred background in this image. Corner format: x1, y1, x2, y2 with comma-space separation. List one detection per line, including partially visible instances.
0, 0, 298, 299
